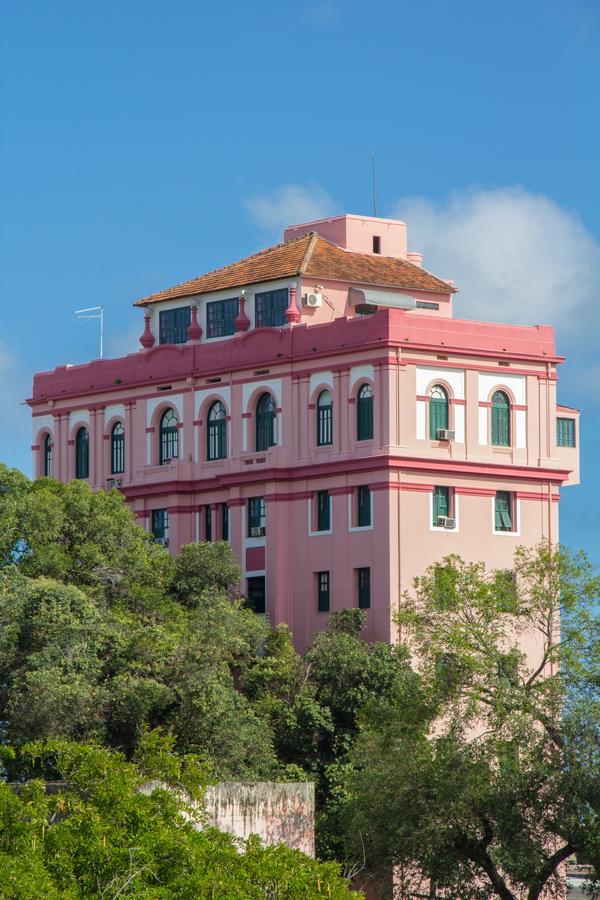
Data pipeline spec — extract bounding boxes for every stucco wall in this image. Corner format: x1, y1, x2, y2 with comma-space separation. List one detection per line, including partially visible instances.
205, 782, 315, 857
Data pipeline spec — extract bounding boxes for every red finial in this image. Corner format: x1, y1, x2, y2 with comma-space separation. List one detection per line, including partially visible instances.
140, 313, 155, 349
285, 284, 300, 324
234, 294, 251, 332
187, 304, 202, 341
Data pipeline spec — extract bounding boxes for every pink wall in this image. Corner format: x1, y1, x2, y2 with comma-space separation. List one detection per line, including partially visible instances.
29, 305, 578, 651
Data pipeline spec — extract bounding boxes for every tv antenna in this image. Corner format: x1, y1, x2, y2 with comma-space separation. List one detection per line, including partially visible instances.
371, 150, 377, 217
74, 305, 104, 359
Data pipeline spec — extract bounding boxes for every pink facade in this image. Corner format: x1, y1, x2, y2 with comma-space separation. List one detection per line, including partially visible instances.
28, 215, 580, 649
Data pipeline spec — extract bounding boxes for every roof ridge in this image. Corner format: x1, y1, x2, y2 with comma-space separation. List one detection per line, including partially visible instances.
298, 232, 320, 274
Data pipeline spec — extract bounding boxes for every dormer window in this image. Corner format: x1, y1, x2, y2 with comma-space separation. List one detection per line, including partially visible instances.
159, 307, 191, 344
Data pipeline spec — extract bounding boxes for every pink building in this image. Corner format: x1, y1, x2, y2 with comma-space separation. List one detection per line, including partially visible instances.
29, 214, 580, 649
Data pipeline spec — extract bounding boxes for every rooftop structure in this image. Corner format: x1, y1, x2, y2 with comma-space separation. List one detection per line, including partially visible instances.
29, 213, 580, 649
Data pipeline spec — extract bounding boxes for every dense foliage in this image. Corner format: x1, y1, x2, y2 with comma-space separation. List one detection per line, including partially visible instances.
0, 735, 355, 899
342, 546, 600, 899
1, 463, 598, 898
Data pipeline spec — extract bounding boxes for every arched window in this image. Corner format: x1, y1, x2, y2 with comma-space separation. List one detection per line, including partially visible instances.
207, 401, 227, 460
256, 393, 276, 451
491, 391, 511, 446
43, 433, 53, 477
429, 385, 449, 439
75, 427, 89, 479
111, 422, 125, 474
357, 383, 374, 441
159, 409, 179, 464
316, 390, 333, 446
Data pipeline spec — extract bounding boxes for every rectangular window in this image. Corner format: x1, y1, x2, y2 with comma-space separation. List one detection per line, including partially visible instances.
316, 490, 331, 531
317, 571, 330, 612
221, 503, 229, 541
432, 486, 451, 526
255, 288, 288, 328
357, 485, 371, 527
357, 567, 371, 609
151, 509, 169, 545
205, 505, 212, 542
206, 298, 239, 338
372, 235, 381, 254
557, 417, 576, 447
494, 491, 514, 532
246, 576, 266, 614
248, 496, 266, 535
159, 307, 191, 344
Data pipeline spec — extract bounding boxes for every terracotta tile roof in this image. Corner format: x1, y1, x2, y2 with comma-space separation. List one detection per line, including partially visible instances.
134, 233, 454, 306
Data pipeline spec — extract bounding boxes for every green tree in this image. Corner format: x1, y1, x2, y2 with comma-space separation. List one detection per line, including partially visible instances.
0, 464, 174, 606
343, 544, 600, 899
0, 736, 357, 899
172, 540, 241, 604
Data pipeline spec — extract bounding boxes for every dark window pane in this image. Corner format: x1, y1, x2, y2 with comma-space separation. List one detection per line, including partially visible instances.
255, 289, 288, 328
111, 422, 125, 474
75, 427, 89, 479
206, 298, 239, 338
207, 401, 227, 460
246, 576, 266, 614
317, 390, 333, 446
222, 503, 229, 541
317, 571, 330, 612
248, 496, 266, 534
205, 505, 212, 542
159, 409, 179, 464
256, 393, 276, 451
317, 491, 330, 531
44, 434, 53, 477
358, 567, 371, 609
159, 307, 191, 344
357, 485, 371, 527
357, 384, 374, 440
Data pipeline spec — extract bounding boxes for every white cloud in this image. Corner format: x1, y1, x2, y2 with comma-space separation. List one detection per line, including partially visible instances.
244, 184, 336, 238
390, 186, 600, 346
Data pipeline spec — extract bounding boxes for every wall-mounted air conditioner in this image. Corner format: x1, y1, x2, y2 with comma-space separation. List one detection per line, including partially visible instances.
437, 517, 456, 529
436, 429, 455, 441
303, 292, 322, 308
250, 526, 266, 537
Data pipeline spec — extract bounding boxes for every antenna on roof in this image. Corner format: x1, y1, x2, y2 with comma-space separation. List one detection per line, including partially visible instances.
371, 150, 377, 217
74, 306, 104, 359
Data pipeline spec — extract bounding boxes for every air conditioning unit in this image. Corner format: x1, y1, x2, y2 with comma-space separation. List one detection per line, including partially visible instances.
436, 429, 455, 441
155, 537, 170, 547
106, 478, 123, 489
303, 292, 322, 308
250, 526, 266, 537
437, 516, 456, 529
161, 458, 171, 465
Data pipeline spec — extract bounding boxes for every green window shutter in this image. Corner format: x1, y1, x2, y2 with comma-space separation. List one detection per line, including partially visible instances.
491, 392, 510, 446
429, 387, 448, 439
557, 417, 575, 447
433, 487, 449, 524
495, 492, 513, 531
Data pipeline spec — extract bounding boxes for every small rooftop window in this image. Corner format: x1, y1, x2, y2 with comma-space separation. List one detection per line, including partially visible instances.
372, 236, 381, 254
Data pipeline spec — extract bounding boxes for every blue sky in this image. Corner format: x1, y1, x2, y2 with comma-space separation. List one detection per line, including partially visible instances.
1, 0, 599, 559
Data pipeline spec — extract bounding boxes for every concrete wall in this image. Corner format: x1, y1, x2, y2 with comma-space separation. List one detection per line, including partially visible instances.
205, 782, 315, 857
